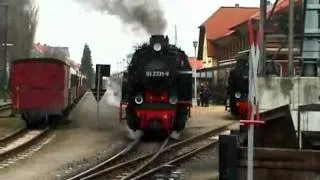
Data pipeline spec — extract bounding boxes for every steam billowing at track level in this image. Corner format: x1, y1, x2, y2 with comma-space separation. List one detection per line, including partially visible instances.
73, 0, 167, 35
104, 78, 122, 107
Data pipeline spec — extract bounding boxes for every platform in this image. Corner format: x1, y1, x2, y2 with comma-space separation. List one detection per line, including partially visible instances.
187, 105, 239, 131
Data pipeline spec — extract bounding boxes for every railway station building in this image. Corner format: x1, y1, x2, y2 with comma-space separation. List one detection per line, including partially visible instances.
196, 0, 303, 104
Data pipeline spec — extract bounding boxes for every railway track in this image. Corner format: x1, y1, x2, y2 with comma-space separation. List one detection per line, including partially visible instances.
0, 127, 50, 162
67, 122, 235, 180
0, 103, 11, 112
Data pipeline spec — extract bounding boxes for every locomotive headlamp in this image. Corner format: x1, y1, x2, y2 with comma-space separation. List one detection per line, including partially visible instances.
153, 43, 162, 51
169, 96, 178, 104
134, 95, 144, 104
234, 92, 241, 99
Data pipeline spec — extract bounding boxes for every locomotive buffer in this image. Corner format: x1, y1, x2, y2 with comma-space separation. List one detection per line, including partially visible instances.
92, 64, 110, 128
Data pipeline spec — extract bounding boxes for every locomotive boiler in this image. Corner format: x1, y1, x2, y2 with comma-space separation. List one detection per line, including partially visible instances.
120, 35, 193, 140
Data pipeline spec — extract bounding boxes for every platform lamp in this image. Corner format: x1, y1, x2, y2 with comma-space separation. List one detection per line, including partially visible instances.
192, 41, 198, 107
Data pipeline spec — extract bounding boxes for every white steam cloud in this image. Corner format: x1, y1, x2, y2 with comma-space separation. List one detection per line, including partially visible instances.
105, 78, 121, 107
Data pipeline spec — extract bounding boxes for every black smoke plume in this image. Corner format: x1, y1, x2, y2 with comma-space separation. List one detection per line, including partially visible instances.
73, 0, 167, 35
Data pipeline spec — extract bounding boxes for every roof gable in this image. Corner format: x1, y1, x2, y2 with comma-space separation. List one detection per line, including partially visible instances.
201, 6, 259, 41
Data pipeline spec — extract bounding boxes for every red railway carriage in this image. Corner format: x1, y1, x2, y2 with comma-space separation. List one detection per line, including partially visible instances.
10, 58, 86, 128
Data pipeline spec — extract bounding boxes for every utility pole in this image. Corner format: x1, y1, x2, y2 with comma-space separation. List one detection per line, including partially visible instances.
259, 0, 267, 76
0, 5, 9, 102
175, 25, 177, 46
192, 41, 198, 107
96, 65, 101, 129
288, 0, 295, 76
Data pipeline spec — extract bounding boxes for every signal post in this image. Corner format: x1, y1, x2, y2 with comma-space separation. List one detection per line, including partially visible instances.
92, 64, 111, 128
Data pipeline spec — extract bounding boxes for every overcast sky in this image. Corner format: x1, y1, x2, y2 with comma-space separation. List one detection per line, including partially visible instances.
35, 0, 262, 73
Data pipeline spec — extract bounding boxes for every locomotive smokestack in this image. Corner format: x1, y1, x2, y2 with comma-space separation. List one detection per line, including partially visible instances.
150, 35, 168, 46
73, 0, 167, 35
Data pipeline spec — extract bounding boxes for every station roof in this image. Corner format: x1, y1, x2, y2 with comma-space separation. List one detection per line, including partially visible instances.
189, 57, 204, 70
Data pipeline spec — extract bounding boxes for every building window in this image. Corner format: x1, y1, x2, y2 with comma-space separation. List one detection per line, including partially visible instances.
197, 72, 200, 78
244, 34, 248, 49
207, 71, 213, 78
275, 63, 283, 76
201, 72, 206, 78
294, 66, 301, 76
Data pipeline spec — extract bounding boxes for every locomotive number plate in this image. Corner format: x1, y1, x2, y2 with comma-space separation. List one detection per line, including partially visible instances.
145, 71, 170, 77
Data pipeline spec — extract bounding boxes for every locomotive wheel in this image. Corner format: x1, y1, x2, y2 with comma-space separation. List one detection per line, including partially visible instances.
174, 109, 188, 131
126, 111, 139, 131
21, 114, 39, 129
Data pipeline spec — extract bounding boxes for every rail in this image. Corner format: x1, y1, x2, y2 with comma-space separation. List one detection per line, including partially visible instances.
79, 122, 235, 180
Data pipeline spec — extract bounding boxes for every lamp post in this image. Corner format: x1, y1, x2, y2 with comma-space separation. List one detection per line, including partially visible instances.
122, 58, 126, 71
192, 41, 198, 107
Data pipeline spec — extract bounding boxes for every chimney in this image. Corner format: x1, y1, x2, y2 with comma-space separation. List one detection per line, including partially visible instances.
235, 3, 240, 7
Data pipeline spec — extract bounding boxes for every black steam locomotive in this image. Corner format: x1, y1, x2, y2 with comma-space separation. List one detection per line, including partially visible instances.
227, 53, 249, 118
121, 35, 192, 139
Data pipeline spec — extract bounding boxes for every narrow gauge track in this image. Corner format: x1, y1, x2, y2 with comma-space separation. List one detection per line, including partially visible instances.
0, 127, 50, 162
67, 122, 235, 180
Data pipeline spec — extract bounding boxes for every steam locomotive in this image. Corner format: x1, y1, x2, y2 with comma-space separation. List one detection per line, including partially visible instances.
227, 53, 249, 119
120, 35, 193, 140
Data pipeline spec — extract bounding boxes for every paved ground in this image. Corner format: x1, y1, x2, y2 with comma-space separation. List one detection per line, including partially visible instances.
0, 116, 25, 139
180, 105, 238, 180
0, 100, 25, 139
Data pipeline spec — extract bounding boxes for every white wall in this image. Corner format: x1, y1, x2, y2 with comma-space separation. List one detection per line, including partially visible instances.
258, 77, 320, 132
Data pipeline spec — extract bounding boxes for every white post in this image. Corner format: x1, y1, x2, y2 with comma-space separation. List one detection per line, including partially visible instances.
247, 115, 254, 180
247, 37, 260, 180
96, 66, 101, 128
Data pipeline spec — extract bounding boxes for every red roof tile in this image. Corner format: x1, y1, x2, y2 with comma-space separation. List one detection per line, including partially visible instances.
202, 7, 259, 41
189, 57, 203, 70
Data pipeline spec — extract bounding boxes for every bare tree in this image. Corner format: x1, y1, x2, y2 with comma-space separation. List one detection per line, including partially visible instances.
0, 0, 39, 61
